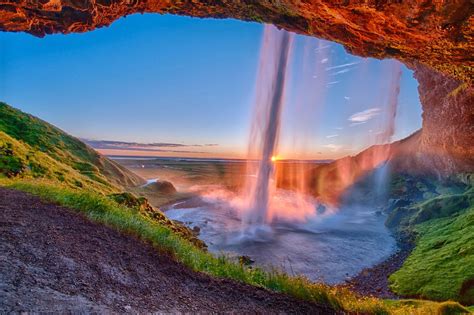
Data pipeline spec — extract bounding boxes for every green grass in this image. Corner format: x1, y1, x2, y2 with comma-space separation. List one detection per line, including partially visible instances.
0, 102, 143, 189
390, 205, 474, 304
386, 177, 474, 305
384, 300, 472, 315
0, 131, 115, 193
3, 179, 470, 314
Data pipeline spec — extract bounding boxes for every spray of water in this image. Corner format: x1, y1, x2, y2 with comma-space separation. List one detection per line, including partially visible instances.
306, 60, 403, 206
373, 61, 403, 198
378, 61, 403, 144
202, 28, 404, 234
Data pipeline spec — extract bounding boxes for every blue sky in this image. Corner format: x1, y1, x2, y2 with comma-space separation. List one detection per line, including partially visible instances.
0, 14, 422, 159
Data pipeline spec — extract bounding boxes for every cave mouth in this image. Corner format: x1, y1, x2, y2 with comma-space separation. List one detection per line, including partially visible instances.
0, 14, 428, 284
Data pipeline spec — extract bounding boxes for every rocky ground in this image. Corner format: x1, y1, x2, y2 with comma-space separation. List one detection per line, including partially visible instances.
343, 235, 414, 299
0, 187, 336, 314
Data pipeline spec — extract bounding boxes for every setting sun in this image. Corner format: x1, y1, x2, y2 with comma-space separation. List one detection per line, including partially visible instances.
271, 156, 278, 162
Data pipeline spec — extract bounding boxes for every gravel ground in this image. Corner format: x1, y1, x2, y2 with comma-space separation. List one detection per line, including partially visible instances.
343, 238, 413, 299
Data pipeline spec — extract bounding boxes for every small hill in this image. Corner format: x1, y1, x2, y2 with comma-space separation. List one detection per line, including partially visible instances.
143, 180, 177, 195
0, 102, 144, 192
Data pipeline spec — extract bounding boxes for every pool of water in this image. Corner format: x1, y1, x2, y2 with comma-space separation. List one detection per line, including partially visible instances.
165, 189, 396, 284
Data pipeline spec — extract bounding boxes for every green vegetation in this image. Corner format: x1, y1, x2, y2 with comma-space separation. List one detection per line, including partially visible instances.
390, 204, 474, 304
0, 102, 143, 190
385, 300, 471, 315
109, 191, 206, 249
386, 174, 474, 305
0, 130, 113, 192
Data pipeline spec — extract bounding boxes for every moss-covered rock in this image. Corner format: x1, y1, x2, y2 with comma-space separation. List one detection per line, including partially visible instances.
386, 206, 416, 229
386, 173, 474, 304
144, 180, 177, 195
411, 193, 474, 225
435, 301, 471, 315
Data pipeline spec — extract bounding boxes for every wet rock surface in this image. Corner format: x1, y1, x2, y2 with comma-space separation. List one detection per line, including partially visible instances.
0, 187, 336, 314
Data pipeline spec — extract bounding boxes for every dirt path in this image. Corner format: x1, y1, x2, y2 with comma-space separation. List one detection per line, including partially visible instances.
0, 187, 336, 314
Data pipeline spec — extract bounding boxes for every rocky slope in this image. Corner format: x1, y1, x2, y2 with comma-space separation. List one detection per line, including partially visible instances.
0, 187, 335, 314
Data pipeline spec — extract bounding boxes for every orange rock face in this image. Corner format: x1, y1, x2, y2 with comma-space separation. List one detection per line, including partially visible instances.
0, 1, 473, 172
414, 65, 474, 172
0, 1, 472, 82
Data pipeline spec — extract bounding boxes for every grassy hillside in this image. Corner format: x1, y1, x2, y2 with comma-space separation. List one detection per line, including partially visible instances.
0, 102, 144, 191
0, 131, 113, 193
390, 204, 474, 304
384, 174, 474, 304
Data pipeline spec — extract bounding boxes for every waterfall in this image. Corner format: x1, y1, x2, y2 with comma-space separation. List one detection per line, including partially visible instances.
374, 61, 403, 200
243, 25, 294, 227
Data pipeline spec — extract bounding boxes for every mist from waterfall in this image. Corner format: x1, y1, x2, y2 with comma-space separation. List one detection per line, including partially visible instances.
235, 26, 404, 233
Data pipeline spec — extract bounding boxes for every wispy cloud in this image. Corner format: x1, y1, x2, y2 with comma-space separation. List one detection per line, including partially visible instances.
326, 61, 360, 71
320, 58, 329, 64
326, 134, 339, 139
348, 108, 381, 123
334, 127, 344, 130
314, 45, 331, 52
326, 81, 340, 86
84, 139, 218, 154
323, 144, 342, 152
344, 96, 350, 101
349, 121, 368, 127
330, 68, 351, 76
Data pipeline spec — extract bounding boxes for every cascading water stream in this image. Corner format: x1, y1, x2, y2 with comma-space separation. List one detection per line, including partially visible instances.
373, 61, 403, 199
243, 25, 294, 227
